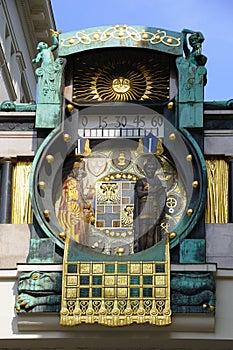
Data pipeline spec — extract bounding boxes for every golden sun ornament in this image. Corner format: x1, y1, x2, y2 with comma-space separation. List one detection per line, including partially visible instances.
73, 48, 170, 103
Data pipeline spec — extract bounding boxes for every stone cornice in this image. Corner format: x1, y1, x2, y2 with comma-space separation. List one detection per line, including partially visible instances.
15, 0, 56, 61
204, 129, 233, 156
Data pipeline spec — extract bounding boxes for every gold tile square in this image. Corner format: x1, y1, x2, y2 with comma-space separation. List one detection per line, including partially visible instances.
155, 275, 166, 285
117, 276, 127, 286
105, 276, 115, 286
67, 275, 77, 285
80, 263, 90, 274
155, 287, 166, 297
130, 263, 141, 274
143, 263, 153, 274
105, 288, 115, 297
117, 288, 127, 297
66, 288, 77, 298
93, 263, 103, 274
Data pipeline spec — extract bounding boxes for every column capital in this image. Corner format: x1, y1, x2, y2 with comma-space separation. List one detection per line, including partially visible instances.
0, 157, 16, 165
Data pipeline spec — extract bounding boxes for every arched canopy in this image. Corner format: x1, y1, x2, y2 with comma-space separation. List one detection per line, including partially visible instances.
58, 24, 183, 57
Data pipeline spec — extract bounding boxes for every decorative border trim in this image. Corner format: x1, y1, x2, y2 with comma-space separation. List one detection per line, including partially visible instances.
61, 25, 181, 48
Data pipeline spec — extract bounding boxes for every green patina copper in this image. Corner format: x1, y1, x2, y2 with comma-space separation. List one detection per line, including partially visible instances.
176, 29, 207, 128
29, 128, 62, 246
169, 128, 207, 251
204, 99, 233, 109
58, 25, 183, 57
67, 237, 166, 263
15, 271, 62, 313
171, 272, 215, 313
180, 239, 206, 263
32, 32, 65, 128
0, 100, 36, 112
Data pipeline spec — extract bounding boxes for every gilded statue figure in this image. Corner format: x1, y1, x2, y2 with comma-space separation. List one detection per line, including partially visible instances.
134, 157, 166, 252
58, 160, 94, 244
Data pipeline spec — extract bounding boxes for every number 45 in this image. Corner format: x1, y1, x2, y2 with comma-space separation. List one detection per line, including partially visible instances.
133, 115, 145, 127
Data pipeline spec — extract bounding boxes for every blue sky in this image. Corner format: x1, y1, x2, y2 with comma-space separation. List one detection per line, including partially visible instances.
51, 0, 233, 101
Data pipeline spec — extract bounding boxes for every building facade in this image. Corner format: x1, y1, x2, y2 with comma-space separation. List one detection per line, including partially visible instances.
0, 1, 233, 349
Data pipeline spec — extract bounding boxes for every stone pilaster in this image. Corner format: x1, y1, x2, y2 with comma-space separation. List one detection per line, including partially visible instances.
0, 158, 14, 223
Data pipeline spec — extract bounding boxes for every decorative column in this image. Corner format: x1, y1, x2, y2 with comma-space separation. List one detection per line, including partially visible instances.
0, 159, 13, 223
228, 157, 233, 223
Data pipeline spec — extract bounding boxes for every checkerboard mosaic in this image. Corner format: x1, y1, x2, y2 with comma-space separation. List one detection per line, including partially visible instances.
60, 260, 171, 326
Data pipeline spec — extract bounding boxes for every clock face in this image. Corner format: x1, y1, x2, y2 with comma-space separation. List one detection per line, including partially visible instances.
32, 103, 204, 254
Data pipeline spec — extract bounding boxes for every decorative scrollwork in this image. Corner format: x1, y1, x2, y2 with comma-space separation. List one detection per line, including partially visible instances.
61, 25, 181, 48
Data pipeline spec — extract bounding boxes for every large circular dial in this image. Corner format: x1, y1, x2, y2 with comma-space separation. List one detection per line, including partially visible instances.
31, 103, 206, 254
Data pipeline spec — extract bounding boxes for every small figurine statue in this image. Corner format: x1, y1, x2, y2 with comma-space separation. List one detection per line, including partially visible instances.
182, 29, 207, 66
176, 28, 207, 127
32, 29, 61, 67
32, 29, 64, 127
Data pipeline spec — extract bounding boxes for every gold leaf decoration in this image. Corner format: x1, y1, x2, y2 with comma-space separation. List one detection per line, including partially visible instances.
60, 236, 171, 327
61, 25, 181, 48
205, 157, 228, 223
11, 161, 32, 224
